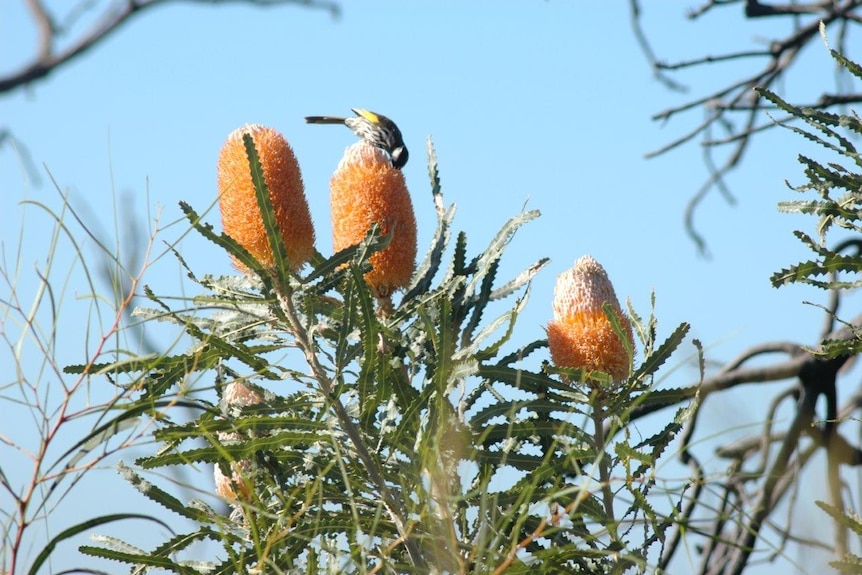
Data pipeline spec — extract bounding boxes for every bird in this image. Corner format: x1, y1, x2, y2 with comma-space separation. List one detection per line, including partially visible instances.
305, 108, 409, 169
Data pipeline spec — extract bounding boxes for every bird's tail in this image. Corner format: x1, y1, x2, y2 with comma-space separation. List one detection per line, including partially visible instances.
305, 116, 348, 125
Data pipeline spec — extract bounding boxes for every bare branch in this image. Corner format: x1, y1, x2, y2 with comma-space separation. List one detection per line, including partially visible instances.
1, 0, 340, 94
687, 0, 745, 20
24, 0, 54, 60
724, 383, 816, 574
746, 0, 840, 17
657, 49, 773, 71
629, 312, 861, 424
633, 0, 862, 250
628, 0, 688, 92
701, 115, 794, 147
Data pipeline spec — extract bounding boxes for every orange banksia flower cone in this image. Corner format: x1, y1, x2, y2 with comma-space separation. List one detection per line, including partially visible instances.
330, 140, 417, 298
547, 255, 634, 383
217, 124, 315, 272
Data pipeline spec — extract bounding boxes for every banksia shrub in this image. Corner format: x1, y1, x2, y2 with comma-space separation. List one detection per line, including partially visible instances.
74, 153, 694, 572
330, 140, 417, 298
217, 124, 315, 272
547, 255, 633, 382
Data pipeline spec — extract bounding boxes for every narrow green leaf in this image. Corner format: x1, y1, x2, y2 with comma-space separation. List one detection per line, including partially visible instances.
817, 337, 862, 359
179, 201, 275, 287
451, 230, 469, 277
403, 136, 452, 302
470, 396, 583, 427
78, 545, 199, 573
816, 500, 862, 537
488, 258, 550, 301
118, 462, 214, 523
497, 338, 547, 366
628, 322, 690, 383
243, 133, 291, 280
350, 261, 382, 419
470, 296, 527, 362
477, 364, 582, 396
148, 528, 223, 559
771, 254, 862, 287
462, 257, 500, 346
630, 386, 698, 410
28, 514, 172, 575
832, 47, 862, 79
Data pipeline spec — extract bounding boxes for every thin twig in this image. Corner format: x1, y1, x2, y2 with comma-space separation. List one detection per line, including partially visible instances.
628, 0, 688, 92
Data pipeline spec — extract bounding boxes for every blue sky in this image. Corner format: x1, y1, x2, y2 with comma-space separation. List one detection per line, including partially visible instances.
2, 1, 857, 572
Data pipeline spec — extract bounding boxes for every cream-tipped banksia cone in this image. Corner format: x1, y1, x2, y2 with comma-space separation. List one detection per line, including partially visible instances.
217, 124, 315, 272
547, 256, 634, 383
330, 141, 417, 299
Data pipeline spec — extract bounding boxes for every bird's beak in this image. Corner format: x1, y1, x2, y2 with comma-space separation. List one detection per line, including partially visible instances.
392, 146, 408, 169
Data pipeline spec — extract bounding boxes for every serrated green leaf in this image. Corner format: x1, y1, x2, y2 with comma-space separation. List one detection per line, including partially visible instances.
476, 364, 582, 396
402, 138, 452, 303
243, 133, 292, 280
771, 254, 862, 287
469, 396, 583, 428
628, 322, 690, 384
829, 559, 862, 575
628, 419, 683, 477
792, 230, 830, 255
148, 528, 223, 559
473, 449, 544, 471
28, 513, 172, 575
118, 462, 215, 523
799, 155, 862, 192
631, 386, 698, 411
831, 48, 862, 81
466, 211, 540, 294
757, 87, 857, 155
470, 296, 528, 362
478, 419, 585, 446
497, 339, 548, 366
351, 261, 382, 420
816, 337, 862, 359
777, 199, 828, 215
139, 427, 333, 468
817, 500, 862, 537
451, 230, 469, 278
179, 201, 276, 289
78, 545, 199, 573
303, 244, 363, 285
461, 257, 500, 346
153, 412, 327, 442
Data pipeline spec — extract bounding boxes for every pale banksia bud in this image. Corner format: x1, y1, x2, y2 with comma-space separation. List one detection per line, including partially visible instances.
214, 381, 264, 501
547, 256, 633, 383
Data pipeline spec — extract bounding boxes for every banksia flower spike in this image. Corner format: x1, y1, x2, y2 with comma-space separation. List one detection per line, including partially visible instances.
217, 124, 315, 273
213, 381, 264, 502
547, 255, 634, 384
330, 140, 417, 300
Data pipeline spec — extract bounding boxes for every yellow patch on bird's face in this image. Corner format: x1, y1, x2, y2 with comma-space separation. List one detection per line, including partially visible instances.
352, 108, 380, 124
